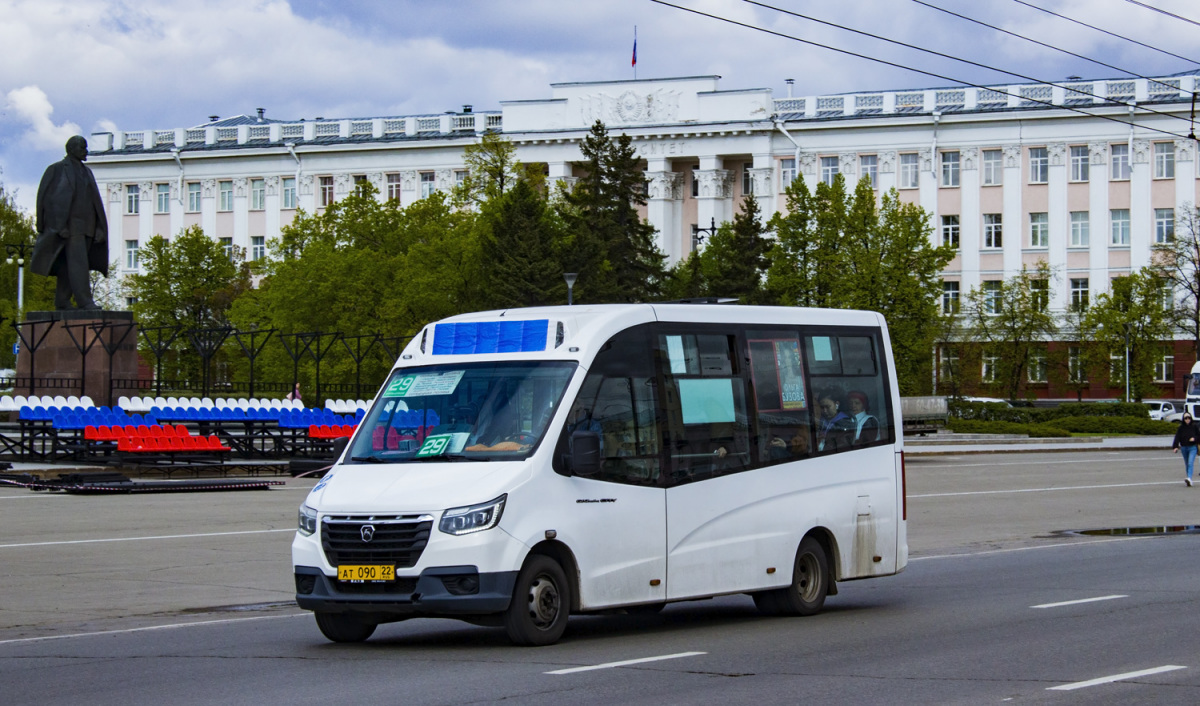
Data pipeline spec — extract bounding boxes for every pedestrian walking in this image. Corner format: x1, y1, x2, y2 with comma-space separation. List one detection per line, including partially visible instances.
286, 383, 302, 402
1172, 413, 1200, 486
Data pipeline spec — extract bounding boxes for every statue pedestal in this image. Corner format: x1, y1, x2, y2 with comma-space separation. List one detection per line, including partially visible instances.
15, 311, 139, 408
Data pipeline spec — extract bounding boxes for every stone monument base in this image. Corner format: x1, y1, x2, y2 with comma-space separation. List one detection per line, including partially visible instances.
15, 311, 139, 408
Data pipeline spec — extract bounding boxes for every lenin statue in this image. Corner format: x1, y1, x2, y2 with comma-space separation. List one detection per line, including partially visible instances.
31, 135, 109, 310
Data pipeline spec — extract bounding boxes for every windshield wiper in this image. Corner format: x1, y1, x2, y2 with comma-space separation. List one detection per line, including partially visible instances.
349, 455, 389, 463
411, 453, 490, 462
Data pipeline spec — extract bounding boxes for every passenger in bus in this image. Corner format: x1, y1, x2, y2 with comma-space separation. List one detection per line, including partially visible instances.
847, 391, 879, 445
768, 426, 810, 459
816, 391, 853, 452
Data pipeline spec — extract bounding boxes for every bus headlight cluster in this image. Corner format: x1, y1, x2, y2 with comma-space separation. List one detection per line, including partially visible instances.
298, 504, 318, 536
439, 495, 506, 536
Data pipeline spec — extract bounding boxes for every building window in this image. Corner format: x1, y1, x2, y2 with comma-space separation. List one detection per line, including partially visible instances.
386, 173, 402, 201
941, 150, 960, 187
983, 280, 1002, 314
819, 156, 839, 186
742, 162, 754, 195
125, 184, 139, 215
1154, 142, 1175, 179
250, 179, 265, 210
218, 180, 233, 212
899, 153, 919, 188
1070, 278, 1089, 311
691, 164, 700, 198
780, 158, 796, 188
939, 346, 960, 382
1155, 345, 1175, 383
1155, 208, 1175, 243
1028, 346, 1047, 383
219, 237, 233, 260
1070, 145, 1089, 182
859, 155, 877, 187
1110, 353, 1125, 384
125, 296, 138, 309
1029, 212, 1049, 248
982, 149, 1003, 186
1029, 147, 1048, 184
1070, 211, 1090, 247
155, 183, 170, 214
982, 349, 999, 382
124, 240, 139, 269
455, 169, 468, 191
942, 280, 960, 314
319, 176, 334, 206
1159, 282, 1175, 312
1068, 345, 1087, 383
1111, 143, 1131, 180
1031, 278, 1049, 311
282, 177, 296, 209
941, 215, 960, 248
353, 175, 368, 191
1110, 208, 1130, 245
186, 182, 201, 212
419, 171, 436, 198
251, 236, 266, 261
984, 213, 1003, 248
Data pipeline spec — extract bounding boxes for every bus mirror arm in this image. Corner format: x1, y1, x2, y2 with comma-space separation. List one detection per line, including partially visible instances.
570, 431, 602, 477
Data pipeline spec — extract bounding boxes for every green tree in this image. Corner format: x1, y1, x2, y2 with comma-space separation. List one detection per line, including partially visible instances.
559, 120, 665, 302
963, 264, 1057, 401
1151, 203, 1200, 357
661, 251, 707, 300
0, 181, 55, 366
765, 175, 846, 308
456, 130, 525, 206
1081, 268, 1174, 401
478, 178, 565, 308
701, 194, 770, 303
126, 225, 251, 330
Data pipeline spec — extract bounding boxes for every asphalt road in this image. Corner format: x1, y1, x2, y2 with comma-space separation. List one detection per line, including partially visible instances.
2, 448, 1200, 704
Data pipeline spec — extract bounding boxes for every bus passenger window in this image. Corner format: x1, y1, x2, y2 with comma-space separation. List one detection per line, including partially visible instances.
804, 333, 892, 452
747, 331, 811, 463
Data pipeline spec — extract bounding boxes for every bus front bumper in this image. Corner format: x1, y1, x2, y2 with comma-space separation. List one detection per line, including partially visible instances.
294, 565, 517, 616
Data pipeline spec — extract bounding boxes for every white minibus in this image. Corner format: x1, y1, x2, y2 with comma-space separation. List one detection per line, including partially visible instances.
293, 303, 908, 645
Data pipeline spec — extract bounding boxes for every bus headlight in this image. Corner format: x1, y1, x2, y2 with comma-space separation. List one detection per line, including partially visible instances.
439, 495, 506, 536
298, 504, 318, 536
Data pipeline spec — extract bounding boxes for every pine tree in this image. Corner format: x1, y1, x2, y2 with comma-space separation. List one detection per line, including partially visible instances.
479, 179, 564, 308
701, 194, 769, 303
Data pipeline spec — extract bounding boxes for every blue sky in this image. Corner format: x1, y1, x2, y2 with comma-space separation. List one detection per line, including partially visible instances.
2, 0, 1197, 213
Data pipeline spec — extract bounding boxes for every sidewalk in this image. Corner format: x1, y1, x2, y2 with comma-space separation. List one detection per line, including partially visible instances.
904, 432, 1174, 455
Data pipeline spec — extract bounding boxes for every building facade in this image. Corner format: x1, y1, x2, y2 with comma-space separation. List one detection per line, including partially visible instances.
87, 72, 1200, 398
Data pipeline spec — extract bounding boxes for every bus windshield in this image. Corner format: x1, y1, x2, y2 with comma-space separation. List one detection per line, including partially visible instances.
347, 361, 577, 464
1189, 373, 1200, 399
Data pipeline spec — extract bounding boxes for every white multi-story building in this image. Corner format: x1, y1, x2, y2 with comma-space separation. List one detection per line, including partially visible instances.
88, 71, 1200, 333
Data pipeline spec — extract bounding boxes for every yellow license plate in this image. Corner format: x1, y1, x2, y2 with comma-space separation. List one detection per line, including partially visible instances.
337, 564, 395, 582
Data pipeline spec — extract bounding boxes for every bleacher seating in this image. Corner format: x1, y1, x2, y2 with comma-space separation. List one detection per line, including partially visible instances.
86, 422, 231, 452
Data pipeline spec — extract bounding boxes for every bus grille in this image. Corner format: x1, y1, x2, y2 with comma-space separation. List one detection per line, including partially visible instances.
321, 515, 432, 569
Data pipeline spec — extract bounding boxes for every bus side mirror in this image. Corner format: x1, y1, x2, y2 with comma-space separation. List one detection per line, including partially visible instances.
331, 435, 350, 462
570, 431, 601, 477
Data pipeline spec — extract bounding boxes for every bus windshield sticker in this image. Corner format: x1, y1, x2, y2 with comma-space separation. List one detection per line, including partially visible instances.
666, 335, 687, 374
776, 340, 807, 410
678, 378, 736, 425
812, 336, 834, 362
384, 370, 466, 398
415, 432, 469, 457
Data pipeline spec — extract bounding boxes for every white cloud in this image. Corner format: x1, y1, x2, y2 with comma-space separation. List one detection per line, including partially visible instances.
5, 85, 81, 151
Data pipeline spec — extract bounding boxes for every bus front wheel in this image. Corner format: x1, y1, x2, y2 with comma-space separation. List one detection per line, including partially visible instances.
504, 555, 570, 646
315, 612, 377, 643
754, 536, 829, 616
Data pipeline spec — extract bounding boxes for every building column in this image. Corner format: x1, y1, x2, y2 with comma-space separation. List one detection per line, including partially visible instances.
1130, 139, 1152, 270
1001, 144, 1023, 277
959, 148, 981, 293
918, 148, 938, 237
693, 155, 734, 252
1047, 143, 1068, 309
264, 176, 281, 240
138, 181, 153, 244
646, 169, 684, 264
298, 175, 317, 213
169, 180, 184, 238
399, 170, 418, 206
548, 162, 575, 192
876, 151, 897, 196
105, 183, 123, 269
233, 178, 249, 250
1175, 139, 1196, 209
1088, 142, 1110, 296
201, 179, 217, 239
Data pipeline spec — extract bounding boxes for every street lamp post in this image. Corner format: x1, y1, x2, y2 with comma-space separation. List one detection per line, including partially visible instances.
5, 242, 28, 320
564, 272, 578, 306
1124, 323, 1131, 403
693, 217, 718, 251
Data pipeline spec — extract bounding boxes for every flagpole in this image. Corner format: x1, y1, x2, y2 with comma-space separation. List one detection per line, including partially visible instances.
633, 26, 638, 80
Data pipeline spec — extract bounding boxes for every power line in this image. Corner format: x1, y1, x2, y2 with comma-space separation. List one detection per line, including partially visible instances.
647, 0, 1194, 142
749, 0, 1191, 127
1009, 0, 1200, 66
913, 0, 1193, 97
1123, 0, 1200, 30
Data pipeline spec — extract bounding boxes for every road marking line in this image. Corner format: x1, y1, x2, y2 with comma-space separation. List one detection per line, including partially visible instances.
0, 528, 295, 549
546, 651, 707, 675
1032, 595, 1128, 609
911, 481, 1179, 498
912, 535, 1154, 561
1047, 665, 1186, 691
0, 495, 64, 500
910, 455, 1168, 469
0, 613, 309, 646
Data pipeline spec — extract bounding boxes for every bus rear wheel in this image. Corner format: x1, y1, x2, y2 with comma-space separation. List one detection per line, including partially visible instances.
754, 536, 829, 617
504, 555, 570, 646
315, 612, 377, 643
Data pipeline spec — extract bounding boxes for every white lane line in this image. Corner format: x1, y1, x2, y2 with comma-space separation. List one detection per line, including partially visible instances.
0, 528, 295, 549
911, 480, 1179, 498
912, 455, 1168, 469
0, 494, 64, 500
912, 535, 1154, 561
1032, 595, 1128, 609
0, 613, 309, 646
546, 651, 707, 675
1047, 665, 1186, 691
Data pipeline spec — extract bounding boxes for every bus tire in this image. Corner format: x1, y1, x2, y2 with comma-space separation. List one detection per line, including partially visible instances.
754, 536, 829, 617
315, 612, 377, 643
504, 555, 570, 646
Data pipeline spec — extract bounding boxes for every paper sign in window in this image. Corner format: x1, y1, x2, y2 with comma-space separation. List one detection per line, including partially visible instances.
678, 378, 736, 425
812, 336, 834, 362
384, 370, 465, 398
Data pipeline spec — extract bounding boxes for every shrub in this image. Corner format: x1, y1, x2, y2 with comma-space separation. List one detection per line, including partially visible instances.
948, 400, 1150, 423
1044, 415, 1177, 435
946, 418, 1072, 438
